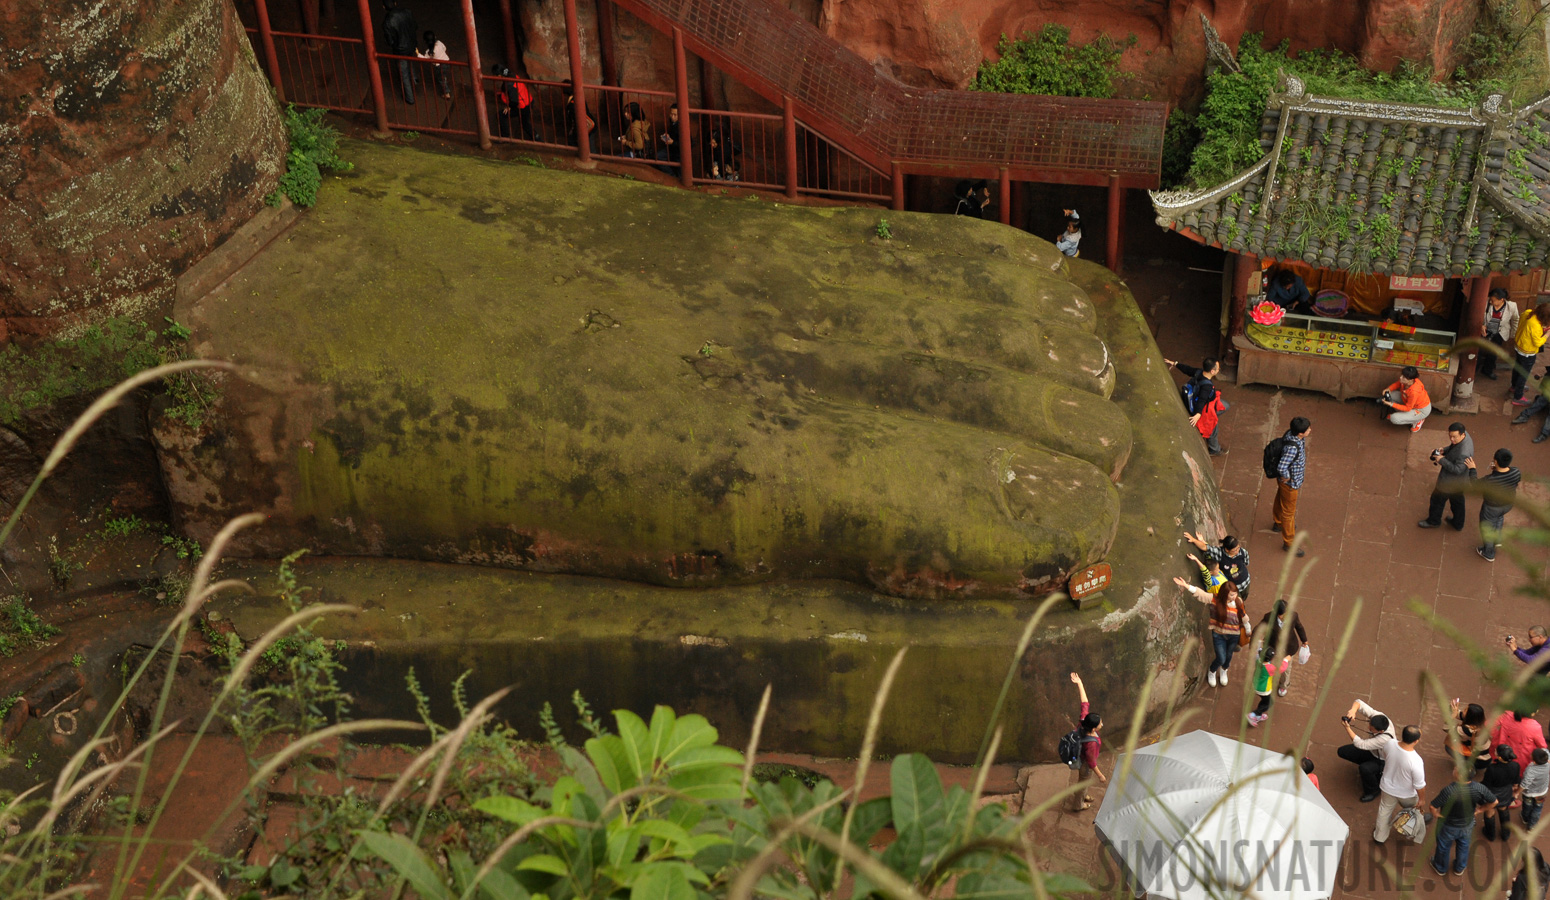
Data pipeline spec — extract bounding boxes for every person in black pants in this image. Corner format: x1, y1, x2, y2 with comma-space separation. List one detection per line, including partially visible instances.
1418, 423, 1473, 530
381, 0, 419, 104
1338, 698, 1396, 802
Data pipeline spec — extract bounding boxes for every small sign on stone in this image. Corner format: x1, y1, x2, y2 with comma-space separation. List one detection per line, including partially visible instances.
1068, 563, 1112, 609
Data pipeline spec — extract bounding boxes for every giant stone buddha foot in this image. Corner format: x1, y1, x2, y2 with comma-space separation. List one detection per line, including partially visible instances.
161, 140, 1221, 759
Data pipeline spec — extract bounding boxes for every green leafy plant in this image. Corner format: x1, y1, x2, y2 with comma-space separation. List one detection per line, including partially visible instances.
267, 105, 353, 208
0, 594, 60, 657
971, 25, 1136, 98
46, 536, 82, 588
875, 218, 892, 240
101, 513, 146, 539
71, 652, 84, 669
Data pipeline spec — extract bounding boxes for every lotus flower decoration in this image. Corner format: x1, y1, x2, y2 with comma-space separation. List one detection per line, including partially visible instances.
1250, 300, 1285, 326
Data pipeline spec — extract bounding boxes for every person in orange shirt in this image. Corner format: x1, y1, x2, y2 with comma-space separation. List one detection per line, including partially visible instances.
1380, 365, 1433, 432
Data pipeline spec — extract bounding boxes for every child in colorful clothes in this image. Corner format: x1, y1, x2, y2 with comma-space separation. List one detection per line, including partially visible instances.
1524, 747, 1549, 828
1247, 640, 1292, 727
1187, 552, 1227, 593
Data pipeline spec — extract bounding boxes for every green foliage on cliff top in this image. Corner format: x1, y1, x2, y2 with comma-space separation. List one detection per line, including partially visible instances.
267, 105, 352, 208
971, 25, 1135, 98
1180, 35, 1507, 190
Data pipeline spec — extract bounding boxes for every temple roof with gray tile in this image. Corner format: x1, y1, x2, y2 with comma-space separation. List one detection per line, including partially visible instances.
1151, 76, 1550, 276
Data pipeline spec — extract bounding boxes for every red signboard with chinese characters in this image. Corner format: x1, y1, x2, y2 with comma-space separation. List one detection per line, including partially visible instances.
1068, 563, 1113, 600
1389, 275, 1444, 291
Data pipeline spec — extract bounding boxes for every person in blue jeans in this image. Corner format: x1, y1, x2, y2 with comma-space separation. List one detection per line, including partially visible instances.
1430, 776, 1498, 875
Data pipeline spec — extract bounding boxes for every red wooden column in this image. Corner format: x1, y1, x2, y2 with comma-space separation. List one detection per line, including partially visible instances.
782, 96, 798, 199
564, 0, 590, 163
1454, 274, 1494, 402
891, 163, 904, 211
1105, 174, 1124, 272
460, 0, 492, 149
301, 0, 320, 37
596, 0, 619, 86
1010, 181, 1025, 231
497, 0, 519, 71
1224, 252, 1256, 362
356, 0, 389, 134
253, 0, 285, 102
673, 28, 692, 187
997, 168, 1010, 225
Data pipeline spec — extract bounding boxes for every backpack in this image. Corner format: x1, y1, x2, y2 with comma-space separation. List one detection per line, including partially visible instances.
1180, 379, 1203, 415
1058, 729, 1098, 768
1262, 437, 1289, 479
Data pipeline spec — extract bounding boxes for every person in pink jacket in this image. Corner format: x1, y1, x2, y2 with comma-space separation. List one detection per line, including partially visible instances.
1493, 710, 1548, 773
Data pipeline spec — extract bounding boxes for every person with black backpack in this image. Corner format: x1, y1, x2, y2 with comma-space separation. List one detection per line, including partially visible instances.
1265, 417, 1311, 557
1062, 672, 1105, 811
1165, 356, 1226, 455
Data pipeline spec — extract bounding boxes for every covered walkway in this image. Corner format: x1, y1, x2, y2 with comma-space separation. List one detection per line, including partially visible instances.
244, 0, 1165, 268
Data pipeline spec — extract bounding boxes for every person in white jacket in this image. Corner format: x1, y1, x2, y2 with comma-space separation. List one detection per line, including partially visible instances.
1480, 288, 1519, 381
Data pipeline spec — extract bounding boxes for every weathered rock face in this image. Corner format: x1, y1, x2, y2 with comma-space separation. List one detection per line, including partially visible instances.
0, 0, 285, 337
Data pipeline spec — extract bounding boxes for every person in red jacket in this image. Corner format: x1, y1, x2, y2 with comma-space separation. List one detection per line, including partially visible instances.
1381, 365, 1433, 432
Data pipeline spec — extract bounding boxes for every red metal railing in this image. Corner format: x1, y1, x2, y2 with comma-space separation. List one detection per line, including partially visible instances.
244, 20, 887, 204
248, 30, 372, 113
375, 54, 478, 135
793, 121, 890, 201
484, 75, 576, 151
690, 110, 782, 191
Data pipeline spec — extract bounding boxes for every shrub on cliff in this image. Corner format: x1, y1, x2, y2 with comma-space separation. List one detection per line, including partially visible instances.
971, 25, 1135, 99
268, 105, 352, 208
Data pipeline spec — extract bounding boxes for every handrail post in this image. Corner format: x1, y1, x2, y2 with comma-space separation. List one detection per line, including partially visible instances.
461, 0, 492, 149
498, 0, 519, 71
673, 27, 692, 187
891, 163, 904, 211
783, 96, 798, 199
998, 167, 1011, 226
596, 0, 619, 86
254, 0, 285, 103
356, 0, 389, 135
564, 0, 591, 163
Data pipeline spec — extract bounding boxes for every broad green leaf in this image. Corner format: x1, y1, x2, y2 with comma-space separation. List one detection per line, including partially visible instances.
648, 705, 677, 765
663, 714, 719, 764
663, 745, 744, 772
955, 868, 1031, 900
357, 831, 454, 900
634, 819, 693, 846
607, 822, 638, 868
475, 795, 545, 826
878, 824, 925, 885
586, 735, 631, 794
665, 764, 743, 800
517, 854, 571, 876
888, 753, 947, 873
628, 861, 697, 900
477, 865, 531, 900
666, 798, 707, 831
562, 744, 609, 804
847, 796, 894, 845
552, 775, 590, 822
940, 784, 971, 842
616, 710, 654, 784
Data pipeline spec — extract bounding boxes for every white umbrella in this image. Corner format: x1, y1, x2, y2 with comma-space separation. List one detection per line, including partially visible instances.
1094, 730, 1349, 900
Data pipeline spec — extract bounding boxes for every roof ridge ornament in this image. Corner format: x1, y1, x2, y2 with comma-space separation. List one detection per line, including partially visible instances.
1199, 13, 1241, 75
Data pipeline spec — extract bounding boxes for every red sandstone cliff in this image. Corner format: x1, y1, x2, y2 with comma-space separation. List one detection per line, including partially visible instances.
820, 0, 1482, 98
0, 0, 286, 338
